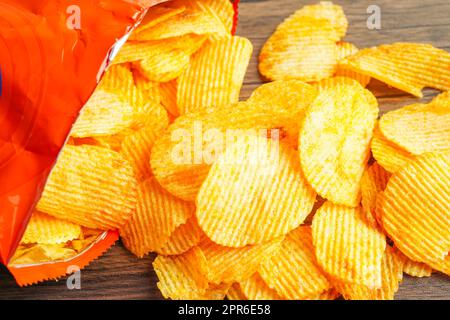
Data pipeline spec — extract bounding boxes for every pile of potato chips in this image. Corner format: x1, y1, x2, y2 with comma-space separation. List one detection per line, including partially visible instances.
12, 0, 449, 300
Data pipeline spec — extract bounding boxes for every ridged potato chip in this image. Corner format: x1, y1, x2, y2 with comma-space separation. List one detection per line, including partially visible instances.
247, 80, 318, 118
153, 247, 210, 300
130, 8, 227, 41
312, 202, 386, 288
121, 126, 161, 182
150, 100, 304, 201
379, 152, 450, 265
239, 273, 284, 300
197, 136, 316, 247
129, 4, 187, 40
20, 212, 82, 245
371, 125, 416, 173
198, 283, 231, 300
361, 162, 391, 227
335, 247, 403, 300
393, 247, 433, 278
312, 76, 361, 92
428, 255, 450, 276
177, 36, 252, 114
379, 97, 450, 155
37, 145, 137, 230
335, 42, 371, 87
227, 283, 247, 300
70, 89, 135, 138
199, 238, 282, 284
341, 43, 450, 97
156, 216, 203, 256
192, 0, 235, 35
120, 178, 195, 258
259, 2, 347, 81
258, 226, 332, 299
159, 79, 179, 117
299, 79, 379, 206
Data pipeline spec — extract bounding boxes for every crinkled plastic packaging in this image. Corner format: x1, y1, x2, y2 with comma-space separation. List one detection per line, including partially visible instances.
0, 0, 172, 286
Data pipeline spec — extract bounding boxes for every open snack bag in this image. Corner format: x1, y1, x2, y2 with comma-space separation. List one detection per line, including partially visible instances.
0, 0, 240, 286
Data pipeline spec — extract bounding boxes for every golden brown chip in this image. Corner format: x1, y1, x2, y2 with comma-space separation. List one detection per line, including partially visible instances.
150, 101, 305, 201
156, 216, 203, 256
226, 283, 247, 300
393, 247, 433, 278
121, 126, 161, 182
361, 162, 391, 227
341, 43, 450, 97
129, 4, 187, 40
70, 89, 135, 138
428, 255, 450, 276
371, 124, 416, 173
20, 212, 82, 245
258, 226, 332, 299
379, 98, 450, 155
130, 8, 227, 41
159, 79, 179, 117
199, 238, 282, 284
312, 201, 386, 288
335, 247, 404, 300
37, 145, 137, 230
198, 283, 231, 300
299, 79, 379, 206
259, 2, 347, 81
335, 42, 371, 87
247, 80, 318, 119
239, 273, 284, 300
192, 0, 235, 35
380, 152, 450, 265
177, 36, 252, 114
153, 247, 210, 300
197, 136, 316, 247
120, 178, 195, 258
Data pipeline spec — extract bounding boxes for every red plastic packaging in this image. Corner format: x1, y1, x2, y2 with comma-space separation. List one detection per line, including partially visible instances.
0, 0, 240, 285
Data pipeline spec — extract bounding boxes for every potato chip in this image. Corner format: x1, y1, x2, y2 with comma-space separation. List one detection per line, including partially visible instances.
393, 247, 433, 278
428, 255, 450, 276
293, 1, 348, 39
37, 145, 137, 230
20, 212, 82, 245
312, 201, 386, 288
199, 238, 282, 284
371, 124, 416, 173
159, 79, 179, 117
379, 98, 450, 155
177, 36, 252, 114
335, 247, 403, 300
380, 152, 450, 265
121, 126, 161, 182
239, 273, 284, 300
335, 42, 371, 87
258, 226, 332, 299
361, 162, 391, 227
150, 101, 303, 201
191, 0, 235, 35
120, 178, 195, 258
153, 247, 210, 300
130, 8, 227, 41
247, 80, 318, 119
70, 89, 135, 138
258, 1, 348, 82
156, 216, 203, 256
227, 283, 247, 300
198, 283, 231, 300
312, 76, 362, 92
341, 43, 450, 97
299, 79, 379, 206
197, 136, 316, 247
129, 4, 187, 40
93, 129, 134, 152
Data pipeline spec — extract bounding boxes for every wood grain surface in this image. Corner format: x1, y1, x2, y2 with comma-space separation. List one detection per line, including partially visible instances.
1, 0, 449, 300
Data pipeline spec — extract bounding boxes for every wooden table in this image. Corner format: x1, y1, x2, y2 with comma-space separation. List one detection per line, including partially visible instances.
1, 0, 449, 300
